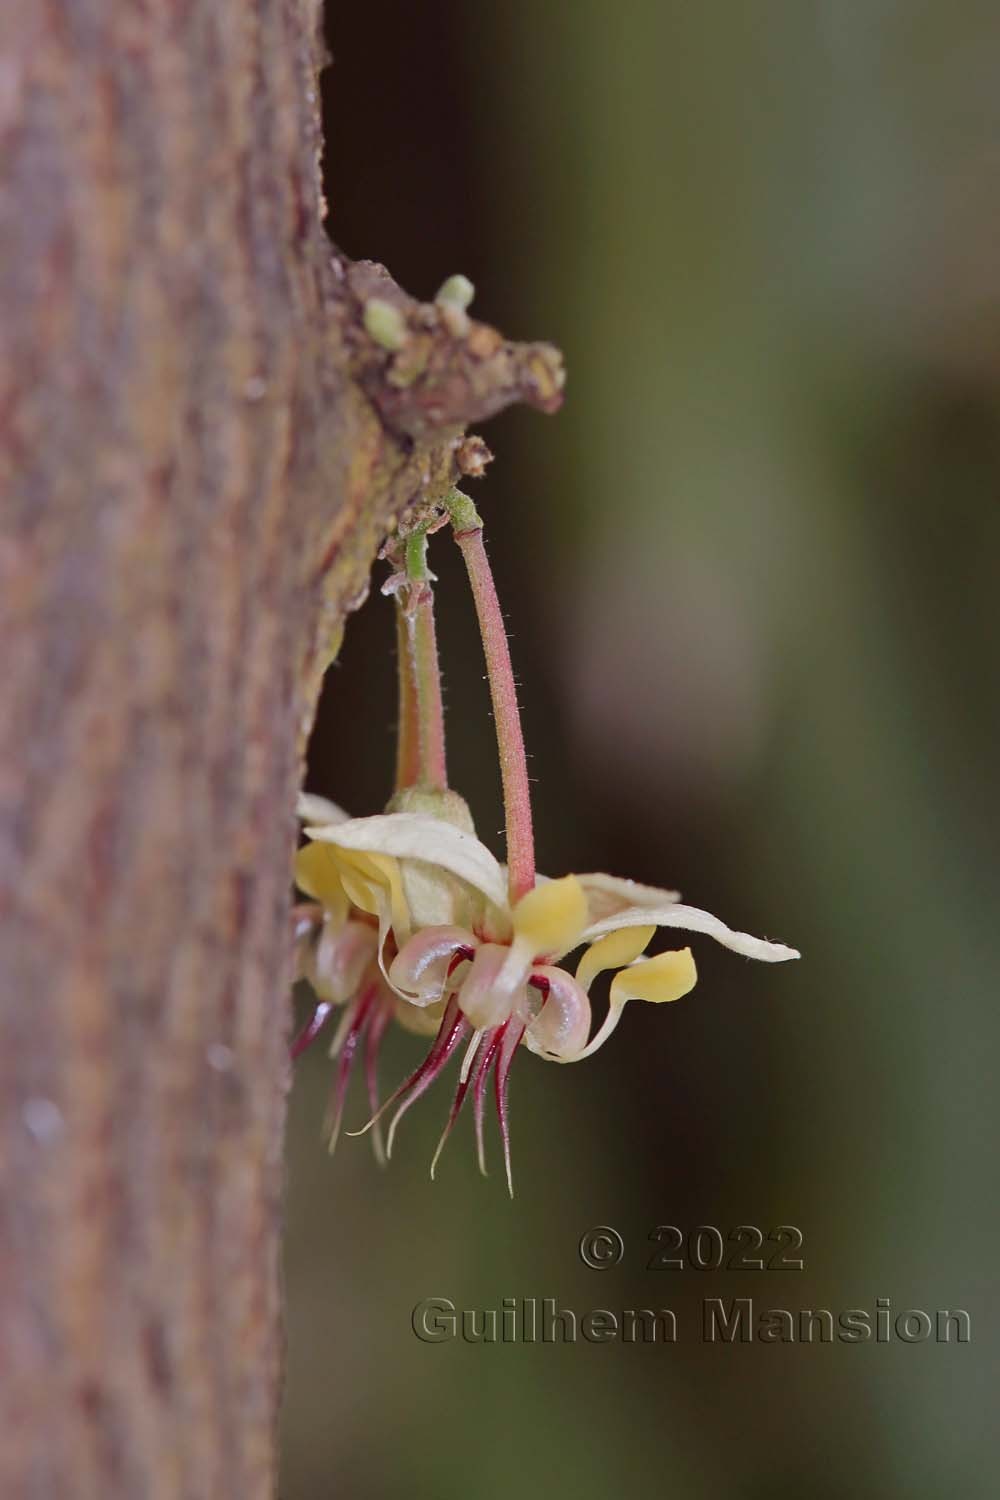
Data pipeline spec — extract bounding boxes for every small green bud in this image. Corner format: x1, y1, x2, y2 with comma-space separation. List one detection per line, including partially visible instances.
384, 785, 476, 834
363, 297, 408, 351
435, 274, 475, 310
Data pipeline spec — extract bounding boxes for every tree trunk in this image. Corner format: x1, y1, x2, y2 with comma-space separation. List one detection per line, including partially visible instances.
0, 5, 561, 1495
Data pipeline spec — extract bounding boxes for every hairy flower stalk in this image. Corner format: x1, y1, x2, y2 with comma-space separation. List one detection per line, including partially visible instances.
447, 488, 535, 903
289, 519, 458, 1159
392, 522, 448, 792
393, 603, 420, 791
291, 486, 800, 1194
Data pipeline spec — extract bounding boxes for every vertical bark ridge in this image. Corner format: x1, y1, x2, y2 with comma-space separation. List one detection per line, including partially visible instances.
0, 5, 562, 1494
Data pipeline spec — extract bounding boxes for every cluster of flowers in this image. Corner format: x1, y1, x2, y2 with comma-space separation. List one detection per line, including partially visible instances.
291, 747, 797, 1198
291, 488, 798, 1192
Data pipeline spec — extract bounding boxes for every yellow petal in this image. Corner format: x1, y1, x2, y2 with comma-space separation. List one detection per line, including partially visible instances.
337, 857, 381, 918
575, 924, 656, 994
335, 849, 410, 942
512, 874, 588, 957
365, 851, 411, 944
609, 948, 697, 1006
295, 843, 346, 912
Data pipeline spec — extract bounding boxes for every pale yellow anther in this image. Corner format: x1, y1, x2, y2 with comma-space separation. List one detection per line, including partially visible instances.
576, 924, 656, 994
609, 948, 697, 1007
512, 875, 588, 957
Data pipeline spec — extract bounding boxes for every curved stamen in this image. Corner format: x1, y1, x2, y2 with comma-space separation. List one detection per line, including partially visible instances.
493, 1017, 526, 1198
429, 1029, 489, 1181
325, 985, 378, 1153
290, 1000, 334, 1061
364, 996, 393, 1166
472, 1028, 502, 1176
385, 1001, 468, 1159
347, 994, 463, 1141
458, 1026, 486, 1086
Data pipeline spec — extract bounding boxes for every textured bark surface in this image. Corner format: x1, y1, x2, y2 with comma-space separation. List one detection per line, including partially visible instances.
0, 5, 561, 1496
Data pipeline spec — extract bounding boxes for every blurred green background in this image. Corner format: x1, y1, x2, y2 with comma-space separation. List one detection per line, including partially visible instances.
282, 4, 999, 1495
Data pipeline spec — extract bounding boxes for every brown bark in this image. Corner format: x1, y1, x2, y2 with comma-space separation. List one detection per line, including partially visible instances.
0, 6, 561, 1496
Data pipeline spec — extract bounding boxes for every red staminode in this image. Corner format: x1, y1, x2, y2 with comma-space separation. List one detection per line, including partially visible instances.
290, 1000, 335, 1061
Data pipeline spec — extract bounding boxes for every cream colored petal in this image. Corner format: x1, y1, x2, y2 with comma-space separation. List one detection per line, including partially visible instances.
581, 902, 799, 962
389, 926, 475, 1006
489, 937, 536, 1017
523, 966, 592, 1061
399, 858, 489, 934
457, 943, 523, 1030
296, 792, 350, 826
312, 919, 379, 1005
305, 813, 508, 912
576, 872, 680, 924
